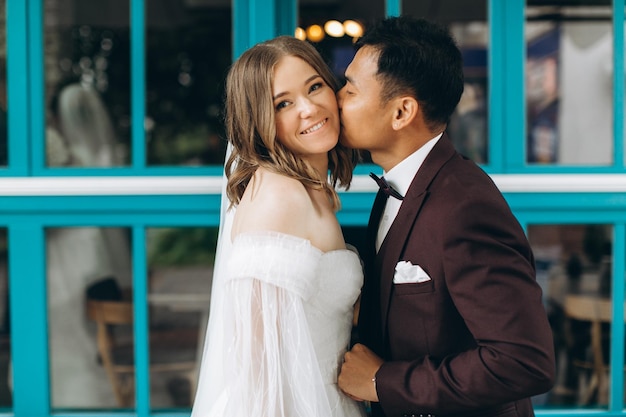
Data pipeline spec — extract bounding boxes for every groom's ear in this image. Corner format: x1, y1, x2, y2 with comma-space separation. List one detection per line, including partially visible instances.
391, 96, 418, 130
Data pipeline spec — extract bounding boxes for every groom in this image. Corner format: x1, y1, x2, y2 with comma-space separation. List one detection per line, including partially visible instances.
337, 16, 555, 417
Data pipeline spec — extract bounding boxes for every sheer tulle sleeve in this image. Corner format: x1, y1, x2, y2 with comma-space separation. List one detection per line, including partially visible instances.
191, 231, 332, 417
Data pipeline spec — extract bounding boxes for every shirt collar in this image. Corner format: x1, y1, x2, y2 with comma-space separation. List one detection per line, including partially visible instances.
383, 133, 443, 196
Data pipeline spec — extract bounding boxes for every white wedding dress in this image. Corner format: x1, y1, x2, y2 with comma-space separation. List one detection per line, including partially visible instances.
191, 219, 366, 416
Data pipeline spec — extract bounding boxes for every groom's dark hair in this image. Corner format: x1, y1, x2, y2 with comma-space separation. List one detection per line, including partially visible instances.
356, 16, 464, 128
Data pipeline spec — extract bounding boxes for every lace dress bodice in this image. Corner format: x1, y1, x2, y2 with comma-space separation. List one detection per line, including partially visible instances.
303, 249, 364, 396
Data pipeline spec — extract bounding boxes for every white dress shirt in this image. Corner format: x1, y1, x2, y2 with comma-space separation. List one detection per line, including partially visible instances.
376, 133, 443, 252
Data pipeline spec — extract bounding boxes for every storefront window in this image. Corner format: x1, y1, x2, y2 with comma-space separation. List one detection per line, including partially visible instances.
44, 0, 131, 168
404, 0, 489, 164
526, 1, 614, 165
528, 224, 613, 407
47, 227, 132, 409
147, 226, 216, 408
297, 0, 383, 83
146, 0, 231, 166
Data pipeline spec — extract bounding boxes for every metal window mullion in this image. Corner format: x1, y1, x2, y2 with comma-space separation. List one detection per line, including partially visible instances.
487, 0, 505, 173
131, 0, 146, 170
275, 0, 296, 37
233, 0, 276, 60
608, 4, 626, 408
385, 0, 401, 17
27, 0, 44, 175
132, 224, 150, 415
233, 0, 250, 59
250, 0, 276, 45
614, 0, 625, 169
503, 0, 525, 172
609, 223, 625, 411
8, 222, 50, 416
5, 0, 30, 175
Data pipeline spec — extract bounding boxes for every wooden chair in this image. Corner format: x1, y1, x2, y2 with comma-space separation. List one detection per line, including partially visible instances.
563, 294, 619, 405
86, 295, 199, 407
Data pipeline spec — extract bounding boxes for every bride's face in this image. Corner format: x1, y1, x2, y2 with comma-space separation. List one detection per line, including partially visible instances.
272, 55, 340, 161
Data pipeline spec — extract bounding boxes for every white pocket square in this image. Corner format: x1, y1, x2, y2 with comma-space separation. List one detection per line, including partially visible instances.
393, 261, 431, 284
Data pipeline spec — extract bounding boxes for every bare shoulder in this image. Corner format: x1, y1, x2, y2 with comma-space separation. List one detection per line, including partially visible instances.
253, 170, 311, 217
233, 168, 313, 237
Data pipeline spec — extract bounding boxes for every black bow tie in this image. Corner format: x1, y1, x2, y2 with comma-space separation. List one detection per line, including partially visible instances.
370, 172, 404, 200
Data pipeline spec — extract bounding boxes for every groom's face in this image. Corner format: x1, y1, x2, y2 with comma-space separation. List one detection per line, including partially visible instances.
337, 46, 395, 153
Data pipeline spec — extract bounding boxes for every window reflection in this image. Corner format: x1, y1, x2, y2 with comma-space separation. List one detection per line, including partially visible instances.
298, 0, 383, 83
146, 227, 217, 408
146, 0, 231, 166
526, 2, 614, 165
528, 224, 613, 407
448, 22, 488, 164
46, 227, 132, 409
44, 0, 131, 167
0, 228, 10, 407
403, 0, 489, 164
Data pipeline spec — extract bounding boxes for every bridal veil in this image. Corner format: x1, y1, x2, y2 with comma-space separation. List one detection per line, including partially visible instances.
190, 147, 332, 416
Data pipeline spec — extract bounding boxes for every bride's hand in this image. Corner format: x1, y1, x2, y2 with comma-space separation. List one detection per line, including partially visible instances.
338, 343, 383, 402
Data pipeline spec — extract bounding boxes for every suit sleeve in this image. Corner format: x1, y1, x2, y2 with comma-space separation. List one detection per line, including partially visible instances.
376, 187, 556, 415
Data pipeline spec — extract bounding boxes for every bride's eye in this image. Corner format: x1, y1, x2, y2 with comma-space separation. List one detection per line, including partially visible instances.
309, 82, 324, 93
275, 100, 289, 111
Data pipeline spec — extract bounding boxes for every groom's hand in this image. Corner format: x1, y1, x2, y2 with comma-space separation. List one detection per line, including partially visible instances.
338, 343, 383, 402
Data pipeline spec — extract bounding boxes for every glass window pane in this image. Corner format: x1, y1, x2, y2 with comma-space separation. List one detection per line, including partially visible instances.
0, 228, 10, 407
146, 1, 231, 166
47, 227, 132, 409
44, 0, 131, 168
298, 1, 383, 82
403, 0, 489, 164
528, 224, 613, 408
146, 227, 217, 409
0, 0, 6, 167
526, 1, 613, 165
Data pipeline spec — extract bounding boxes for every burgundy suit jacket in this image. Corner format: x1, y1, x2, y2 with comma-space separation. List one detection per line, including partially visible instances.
358, 134, 555, 417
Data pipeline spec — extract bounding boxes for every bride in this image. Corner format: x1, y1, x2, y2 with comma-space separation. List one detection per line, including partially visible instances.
190, 36, 366, 417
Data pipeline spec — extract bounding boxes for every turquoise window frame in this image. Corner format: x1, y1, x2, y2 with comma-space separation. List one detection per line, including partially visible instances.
1, 0, 626, 416
5, 194, 221, 417
512, 198, 626, 415
25, 0, 223, 176
4, 0, 29, 176
500, 0, 626, 174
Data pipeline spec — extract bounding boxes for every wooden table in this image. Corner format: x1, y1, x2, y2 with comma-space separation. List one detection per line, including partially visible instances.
563, 294, 624, 405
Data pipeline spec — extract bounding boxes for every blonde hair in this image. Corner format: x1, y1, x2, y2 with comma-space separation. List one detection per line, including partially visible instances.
224, 36, 357, 210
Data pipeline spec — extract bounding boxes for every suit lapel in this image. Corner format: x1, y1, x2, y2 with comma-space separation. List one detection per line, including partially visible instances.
377, 134, 458, 340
